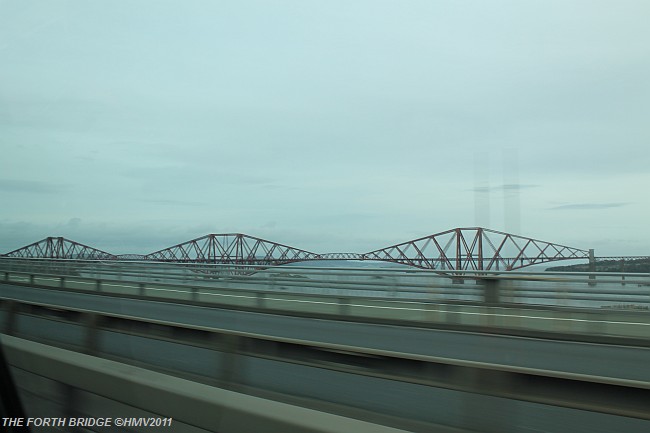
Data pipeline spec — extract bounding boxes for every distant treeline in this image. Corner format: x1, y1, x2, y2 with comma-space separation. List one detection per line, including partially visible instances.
546, 257, 650, 273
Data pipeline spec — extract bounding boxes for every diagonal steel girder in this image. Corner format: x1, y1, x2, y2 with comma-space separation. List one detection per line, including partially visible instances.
318, 253, 365, 260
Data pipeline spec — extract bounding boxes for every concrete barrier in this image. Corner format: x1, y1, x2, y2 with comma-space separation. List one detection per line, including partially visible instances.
1, 334, 410, 433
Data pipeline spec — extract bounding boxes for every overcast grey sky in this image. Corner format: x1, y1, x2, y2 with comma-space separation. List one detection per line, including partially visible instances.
1, 0, 649, 256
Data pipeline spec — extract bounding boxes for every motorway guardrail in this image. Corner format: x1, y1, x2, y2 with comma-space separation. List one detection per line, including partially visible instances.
2, 334, 411, 433
1, 263, 650, 343
2, 298, 650, 432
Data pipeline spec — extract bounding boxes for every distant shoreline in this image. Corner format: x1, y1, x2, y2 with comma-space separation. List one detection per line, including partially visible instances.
547, 257, 650, 273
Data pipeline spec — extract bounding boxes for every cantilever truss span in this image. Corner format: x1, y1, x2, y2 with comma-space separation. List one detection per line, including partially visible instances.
144, 233, 320, 266
3, 237, 117, 260
1, 228, 591, 270
364, 227, 589, 271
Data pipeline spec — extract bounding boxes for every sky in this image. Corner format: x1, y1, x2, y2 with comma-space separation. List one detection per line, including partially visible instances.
1, 0, 649, 257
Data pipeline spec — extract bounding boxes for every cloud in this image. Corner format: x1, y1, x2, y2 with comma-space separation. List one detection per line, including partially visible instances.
0, 179, 65, 194
501, 184, 537, 191
66, 218, 82, 228
260, 221, 277, 229
472, 184, 539, 193
550, 203, 628, 210
143, 199, 206, 207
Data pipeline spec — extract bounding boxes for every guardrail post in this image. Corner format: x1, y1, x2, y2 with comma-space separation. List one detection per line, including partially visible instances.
139, 282, 146, 296
60, 276, 66, 289
256, 292, 266, 308
3, 271, 8, 282
339, 297, 350, 315
218, 334, 242, 391
96, 279, 102, 292
588, 249, 596, 286
3, 301, 18, 336
83, 313, 100, 355
60, 382, 82, 427
191, 287, 198, 302
483, 279, 501, 306
456, 367, 515, 433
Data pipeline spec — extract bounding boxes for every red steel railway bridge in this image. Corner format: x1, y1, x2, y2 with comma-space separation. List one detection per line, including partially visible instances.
0, 227, 614, 271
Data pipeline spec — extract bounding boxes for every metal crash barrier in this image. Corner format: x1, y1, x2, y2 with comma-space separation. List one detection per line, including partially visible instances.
1, 298, 649, 433
1, 335, 408, 433
1, 258, 650, 342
